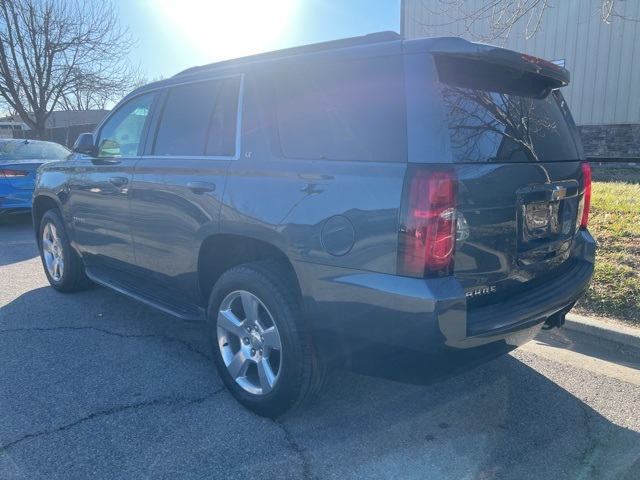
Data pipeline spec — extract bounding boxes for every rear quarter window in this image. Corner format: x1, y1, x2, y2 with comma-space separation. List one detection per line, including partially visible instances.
274, 56, 407, 162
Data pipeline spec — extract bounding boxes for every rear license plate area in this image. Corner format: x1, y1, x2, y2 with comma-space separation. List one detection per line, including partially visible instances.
523, 201, 559, 239
516, 181, 579, 266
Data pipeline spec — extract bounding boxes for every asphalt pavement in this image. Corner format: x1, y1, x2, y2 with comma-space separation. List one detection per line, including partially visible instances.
1, 213, 639, 479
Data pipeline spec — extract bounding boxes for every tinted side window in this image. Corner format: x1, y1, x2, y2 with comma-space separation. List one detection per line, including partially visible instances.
206, 78, 240, 157
275, 56, 407, 162
153, 77, 240, 157
98, 93, 155, 157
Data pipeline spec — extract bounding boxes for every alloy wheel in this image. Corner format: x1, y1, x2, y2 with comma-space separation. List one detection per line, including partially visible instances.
42, 222, 64, 281
217, 290, 283, 395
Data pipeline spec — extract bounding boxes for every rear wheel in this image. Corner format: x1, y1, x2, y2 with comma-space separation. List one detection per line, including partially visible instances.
207, 261, 326, 417
39, 209, 91, 292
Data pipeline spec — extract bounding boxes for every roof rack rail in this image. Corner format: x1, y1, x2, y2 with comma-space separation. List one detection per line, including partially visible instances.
175, 31, 402, 77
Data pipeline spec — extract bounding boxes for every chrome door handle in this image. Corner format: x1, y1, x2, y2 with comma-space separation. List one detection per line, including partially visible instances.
109, 176, 129, 186
187, 181, 216, 194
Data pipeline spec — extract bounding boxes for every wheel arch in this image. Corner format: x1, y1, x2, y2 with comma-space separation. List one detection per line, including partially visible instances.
32, 194, 63, 246
197, 234, 302, 307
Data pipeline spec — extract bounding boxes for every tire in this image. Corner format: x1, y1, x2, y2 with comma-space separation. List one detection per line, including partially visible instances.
207, 261, 327, 417
39, 209, 92, 293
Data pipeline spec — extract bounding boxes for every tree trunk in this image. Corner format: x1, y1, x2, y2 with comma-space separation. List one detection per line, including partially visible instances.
31, 111, 49, 140
32, 125, 47, 140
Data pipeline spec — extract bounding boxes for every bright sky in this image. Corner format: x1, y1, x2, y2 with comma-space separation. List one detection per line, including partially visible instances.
115, 0, 401, 80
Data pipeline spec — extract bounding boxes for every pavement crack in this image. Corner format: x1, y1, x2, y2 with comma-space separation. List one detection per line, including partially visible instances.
577, 404, 602, 478
0, 326, 210, 361
274, 419, 315, 480
0, 389, 225, 452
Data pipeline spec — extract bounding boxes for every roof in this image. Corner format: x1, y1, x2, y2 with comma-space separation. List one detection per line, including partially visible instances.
175, 31, 403, 77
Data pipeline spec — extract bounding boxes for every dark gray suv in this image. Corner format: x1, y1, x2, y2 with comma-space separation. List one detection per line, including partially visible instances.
33, 32, 595, 417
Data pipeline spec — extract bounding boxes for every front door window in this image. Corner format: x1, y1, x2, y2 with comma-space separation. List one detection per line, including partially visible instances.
98, 93, 155, 157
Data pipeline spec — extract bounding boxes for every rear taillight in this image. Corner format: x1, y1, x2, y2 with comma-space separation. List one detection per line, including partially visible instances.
580, 162, 592, 229
398, 166, 458, 278
0, 169, 29, 178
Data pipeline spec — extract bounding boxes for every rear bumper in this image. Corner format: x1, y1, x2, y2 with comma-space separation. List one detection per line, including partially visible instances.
465, 259, 592, 338
0, 185, 33, 212
298, 231, 595, 369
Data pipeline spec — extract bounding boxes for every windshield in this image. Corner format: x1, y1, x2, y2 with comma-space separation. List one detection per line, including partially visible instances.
0, 141, 71, 161
442, 85, 580, 163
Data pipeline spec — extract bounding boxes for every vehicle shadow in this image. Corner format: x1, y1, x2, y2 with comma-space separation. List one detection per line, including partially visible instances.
0, 213, 38, 267
0, 211, 32, 226
290, 351, 640, 479
535, 326, 640, 372
1, 285, 638, 479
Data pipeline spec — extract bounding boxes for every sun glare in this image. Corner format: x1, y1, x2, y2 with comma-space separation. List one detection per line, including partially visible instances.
155, 0, 296, 62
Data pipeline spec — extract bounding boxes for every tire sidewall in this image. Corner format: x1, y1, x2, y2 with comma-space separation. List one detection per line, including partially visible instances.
39, 210, 70, 291
207, 267, 305, 417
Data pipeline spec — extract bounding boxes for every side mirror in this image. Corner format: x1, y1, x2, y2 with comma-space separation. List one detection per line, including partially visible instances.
72, 133, 98, 156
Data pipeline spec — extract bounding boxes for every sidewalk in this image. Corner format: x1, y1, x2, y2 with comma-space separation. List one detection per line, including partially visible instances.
564, 313, 640, 351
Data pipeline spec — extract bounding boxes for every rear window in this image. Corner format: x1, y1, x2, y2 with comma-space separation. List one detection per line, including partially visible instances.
442, 85, 580, 163
274, 56, 407, 162
0, 141, 70, 160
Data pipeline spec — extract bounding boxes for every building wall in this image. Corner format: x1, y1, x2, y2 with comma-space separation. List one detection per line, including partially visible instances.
402, 0, 640, 132
578, 124, 640, 159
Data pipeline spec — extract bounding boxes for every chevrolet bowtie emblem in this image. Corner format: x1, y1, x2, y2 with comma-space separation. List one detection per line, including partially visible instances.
551, 185, 567, 201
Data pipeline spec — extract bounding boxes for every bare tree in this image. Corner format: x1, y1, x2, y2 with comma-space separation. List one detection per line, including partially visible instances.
600, 0, 639, 24
442, 85, 559, 163
0, 97, 11, 116
58, 65, 146, 111
0, 0, 142, 138
417, 0, 638, 44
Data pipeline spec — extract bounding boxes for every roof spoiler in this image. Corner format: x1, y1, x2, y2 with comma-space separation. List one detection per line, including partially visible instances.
430, 45, 569, 98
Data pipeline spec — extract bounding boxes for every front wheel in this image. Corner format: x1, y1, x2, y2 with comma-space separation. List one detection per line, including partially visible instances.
207, 262, 326, 417
39, 209, 92, 292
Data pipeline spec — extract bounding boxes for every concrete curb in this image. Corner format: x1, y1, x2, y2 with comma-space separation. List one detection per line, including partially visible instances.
564, 313, 640, 351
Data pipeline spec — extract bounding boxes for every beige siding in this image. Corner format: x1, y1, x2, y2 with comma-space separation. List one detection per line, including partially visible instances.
402, 0, 640, 125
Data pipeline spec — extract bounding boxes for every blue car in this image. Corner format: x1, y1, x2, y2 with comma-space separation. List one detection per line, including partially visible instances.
0, 139, 71, 216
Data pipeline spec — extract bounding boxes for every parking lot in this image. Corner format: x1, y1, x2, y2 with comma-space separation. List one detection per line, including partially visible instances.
1, 214, 639, 479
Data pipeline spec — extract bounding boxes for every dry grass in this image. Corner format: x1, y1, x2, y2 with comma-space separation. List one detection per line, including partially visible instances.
574, 165, 640, 326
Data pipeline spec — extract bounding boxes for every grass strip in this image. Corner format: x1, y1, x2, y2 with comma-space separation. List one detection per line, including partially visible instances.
574, 166, 640, 326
